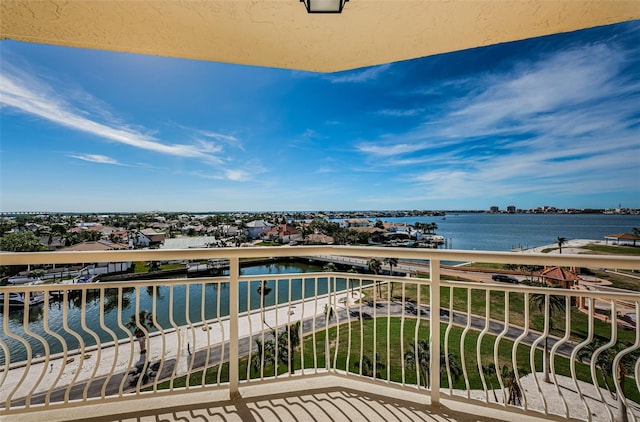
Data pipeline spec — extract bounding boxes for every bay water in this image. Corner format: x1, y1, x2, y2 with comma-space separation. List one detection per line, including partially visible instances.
383, 213, 640, 251
2, 213, 639, 364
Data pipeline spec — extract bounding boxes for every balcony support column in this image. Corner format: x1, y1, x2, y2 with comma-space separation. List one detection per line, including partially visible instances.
429, 259, 440, 407
229, 256, 240, 399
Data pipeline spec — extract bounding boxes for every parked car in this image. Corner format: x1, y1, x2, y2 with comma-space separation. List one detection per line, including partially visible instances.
491, 274, 518, 283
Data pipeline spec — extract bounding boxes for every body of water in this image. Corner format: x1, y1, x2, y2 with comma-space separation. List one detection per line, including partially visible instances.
3, 213, 639, 364
382, 213, 640, 251
1, 262, 333, 364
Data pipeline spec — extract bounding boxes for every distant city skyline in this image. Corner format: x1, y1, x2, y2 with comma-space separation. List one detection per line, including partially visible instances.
1, 21, 639, 212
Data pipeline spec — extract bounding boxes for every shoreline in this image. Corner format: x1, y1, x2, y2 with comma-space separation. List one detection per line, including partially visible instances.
518, 238, 607, 254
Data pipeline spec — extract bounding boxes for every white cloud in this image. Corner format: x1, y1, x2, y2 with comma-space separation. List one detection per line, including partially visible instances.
354, 42, 640, 202
328, 64, 391, 84
0, 65, 223, 163
314, 167, 336, 174
376, 108, 423, 117
224, 169, 252, 182
356, 142, 431, 157
195, 130, 244, 151
69, 154, 122, 165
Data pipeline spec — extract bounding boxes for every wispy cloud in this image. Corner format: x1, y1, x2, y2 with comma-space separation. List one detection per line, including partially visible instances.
69, 154, 123, 165
192, 129, 244, 151
0, 64, 223, 163
356, 42, 639, 200
314, 167, 336, 174
356, 142, 431, 157
223, 169, 252, 182
376, 108, 423, 117
191, 163, 266, 182
328, 64, 391, 84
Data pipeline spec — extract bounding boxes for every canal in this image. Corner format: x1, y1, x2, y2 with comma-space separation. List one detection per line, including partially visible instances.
1, 261, 359, 365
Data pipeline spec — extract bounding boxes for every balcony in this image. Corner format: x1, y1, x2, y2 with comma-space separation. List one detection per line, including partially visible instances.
1, 246, 639, 422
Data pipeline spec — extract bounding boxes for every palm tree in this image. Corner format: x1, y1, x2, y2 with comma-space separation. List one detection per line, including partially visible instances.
557, 236, 567, 254
324, 303, 335, 321
323, 262, 337, 272
529, 293, 566, 383
367, 258, 382, 299
126, 310, 154, 356
501, 365, 527, 406
383, 257, 398, 299
356, 353, 385, 378
578, 341, 637, 422
384, 257, 398, 275
250, 337, 275, 375
347, 268, 358, 299
482, 363, 500, 402
277, 321, 301, 374
257, 280, 272, 324
404, 339, 431, 387
404, 339, 462, 388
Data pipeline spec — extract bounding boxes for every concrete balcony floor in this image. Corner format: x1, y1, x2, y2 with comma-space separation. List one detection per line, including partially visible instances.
6, 376, 557, 422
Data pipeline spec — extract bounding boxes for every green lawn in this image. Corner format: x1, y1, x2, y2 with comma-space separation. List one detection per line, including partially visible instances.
581, 244, 640, 256
132, 261, 186, 273
256, 241, 282, 246
153, 318, 639, 404
593, 272, 640, 292
368, 282, 637, 346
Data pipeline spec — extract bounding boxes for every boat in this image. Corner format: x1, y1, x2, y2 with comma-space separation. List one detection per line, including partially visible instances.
0, 291, 46, 307
74, 275, 98, 284
7, 276, 43, 285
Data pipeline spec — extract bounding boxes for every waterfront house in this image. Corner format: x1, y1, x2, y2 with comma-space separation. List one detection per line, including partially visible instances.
245, 220, 272, 239
304, 233, 334, 245
57, 240, 132, 276
129, 228, 166, 248
262, 224, 302, 244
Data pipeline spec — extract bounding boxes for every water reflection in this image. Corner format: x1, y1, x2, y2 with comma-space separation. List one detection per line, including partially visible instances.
0, 262, 323, 365
3, 304, 45, 324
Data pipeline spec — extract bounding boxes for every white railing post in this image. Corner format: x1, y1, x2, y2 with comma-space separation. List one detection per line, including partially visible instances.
430, 259, 441, 406
229, 256, 240, 399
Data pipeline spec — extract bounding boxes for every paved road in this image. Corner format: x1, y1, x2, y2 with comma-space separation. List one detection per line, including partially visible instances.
18, 299, 580, 407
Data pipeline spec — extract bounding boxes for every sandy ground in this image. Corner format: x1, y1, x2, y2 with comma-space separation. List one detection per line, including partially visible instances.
520, 238, 608, 254
448, 372, 639, 422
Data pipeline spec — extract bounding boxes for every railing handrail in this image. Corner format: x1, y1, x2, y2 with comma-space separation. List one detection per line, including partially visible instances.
1, 245, 639, 270
2, 271, 638, 306
1, 245, 639, 420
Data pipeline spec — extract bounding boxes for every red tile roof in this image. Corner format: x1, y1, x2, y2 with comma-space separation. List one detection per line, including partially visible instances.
541, 266, 580, 281
605, 233, 640, 240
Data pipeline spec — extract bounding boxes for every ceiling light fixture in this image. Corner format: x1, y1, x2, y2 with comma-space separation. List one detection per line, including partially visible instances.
300, 0, 349, 13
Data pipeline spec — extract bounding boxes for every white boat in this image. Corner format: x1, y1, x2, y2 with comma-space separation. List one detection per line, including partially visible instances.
7, 276, 43, 285
424, 234, 446, 244
0, 291, 46, 307
73, 275, 98, 284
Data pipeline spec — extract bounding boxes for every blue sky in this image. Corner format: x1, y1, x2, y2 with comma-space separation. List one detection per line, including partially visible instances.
1, 21, 639, 212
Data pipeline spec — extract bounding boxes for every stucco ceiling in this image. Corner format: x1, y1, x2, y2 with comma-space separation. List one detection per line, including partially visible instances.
1, 1, 639, 72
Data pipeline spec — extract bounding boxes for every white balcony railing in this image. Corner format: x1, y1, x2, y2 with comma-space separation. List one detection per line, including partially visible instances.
0, 246, 639, 421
